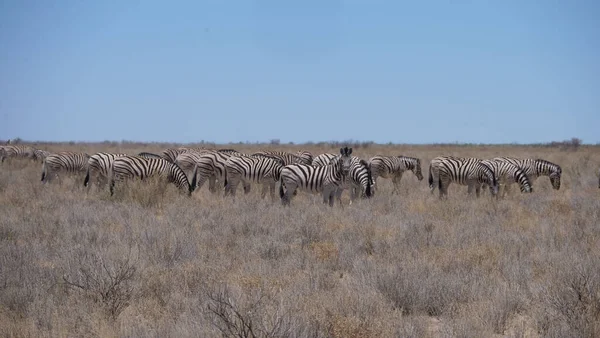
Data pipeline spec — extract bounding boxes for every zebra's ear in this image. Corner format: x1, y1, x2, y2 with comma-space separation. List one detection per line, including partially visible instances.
340, 147, 345, 155
347, 148, 353, 155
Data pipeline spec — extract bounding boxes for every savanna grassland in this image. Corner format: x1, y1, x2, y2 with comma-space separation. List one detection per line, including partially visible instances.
1, 142, 599, 338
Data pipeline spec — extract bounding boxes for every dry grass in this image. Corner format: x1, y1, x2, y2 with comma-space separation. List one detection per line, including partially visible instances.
1, 142, 599, 337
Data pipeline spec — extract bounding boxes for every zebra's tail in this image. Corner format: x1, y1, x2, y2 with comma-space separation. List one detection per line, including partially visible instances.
428, 165, 434, 189
41, 159, 47, 182
83, 167, 91, 187
279, 179, 285, 199
365, 161, 373, 198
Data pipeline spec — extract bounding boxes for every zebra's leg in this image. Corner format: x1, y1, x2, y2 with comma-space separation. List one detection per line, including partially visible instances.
281, 182, 296, 206
392, 173, 403, 194
208, 176, 217, 193
335, 187, 344, 206
225, 176, 241, 197
243, 181, 251, 194
195, 173, 208, 192
260, 183, 269, 199
268, 181, 277, 200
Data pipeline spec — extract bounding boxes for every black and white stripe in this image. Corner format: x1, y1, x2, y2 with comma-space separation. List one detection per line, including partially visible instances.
279, 147, 354, 207
84, 152, 127, 187
369, 155, 424, 194
224, 155, 285, 199
311, 153, 337, 166
109, 156, 195, 196
430, 157, 498, 198
428, 156, 463, 194
479, 159, 532, 197
137, 152, 162, 159
252, 151, 311, 165
41, 152, 90, 183
493, 157, 562, 190
161, 147, 209, 163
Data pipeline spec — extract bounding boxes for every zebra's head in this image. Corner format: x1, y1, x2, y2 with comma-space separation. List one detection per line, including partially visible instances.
549, 165, 562, 190
339, 147, 353, 176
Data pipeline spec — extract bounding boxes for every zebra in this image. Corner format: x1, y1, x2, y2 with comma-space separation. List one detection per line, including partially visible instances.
137, 152, 162, 159
252, 151, 312, 165
312, 153, 374, 203
334, 157, 374, 204
430, 157, 498, 199
428, 156, 464, 194
180, 151, 232, 193
492, 157, 562, 191
368, 155, 424, 194
108, 156, 195, 196
0, 145, 37, 163
41, 152, 90, 183
279, 147, 353, 207
223, 155, 285, 199
479, 159, 533, 197
83, 152, 127, 187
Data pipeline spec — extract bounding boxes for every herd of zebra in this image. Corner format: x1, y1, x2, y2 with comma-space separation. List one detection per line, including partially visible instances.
1, 142, 598, 207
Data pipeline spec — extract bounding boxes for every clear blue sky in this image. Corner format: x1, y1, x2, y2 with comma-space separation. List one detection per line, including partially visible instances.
1, 1, 598, 144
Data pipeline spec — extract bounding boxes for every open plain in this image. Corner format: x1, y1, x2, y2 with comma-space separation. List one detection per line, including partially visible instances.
1, 142, 599, 337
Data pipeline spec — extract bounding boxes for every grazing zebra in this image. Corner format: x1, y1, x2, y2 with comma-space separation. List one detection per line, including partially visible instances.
41, 152, 90, 183
479, 159, 533, 197
224, 155, 285, 199
430, 157, 498, 199
369, 155, 424, 194
279, 147, 353, 207
252, 151, 311, 165
493, 157, 562, 190
109, 156, 195, 196
137, 152, 162, 159
83, 152, 127, 187
180, 151, 232, 193
0, 145, 37, 163
428, 156, 464, 194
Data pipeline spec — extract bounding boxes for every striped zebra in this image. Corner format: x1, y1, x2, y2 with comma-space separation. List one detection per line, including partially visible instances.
83, 152, 127, 187
180, 151, 233, 193
279, 147, 353, 207
312, 153, 374, 203
224, 155, 285, 199
369, 155, 424, 194
137, 152, 162, 159
109, 156, 195, 196
430, 157, 498, 199
0, 145, 37, 163
252, 151, 312, 165
479, 159, 532, 197
335, 157, 374, 204
493, 157, 562, 191
41, 152, 90, 183
428, 156, 464, 194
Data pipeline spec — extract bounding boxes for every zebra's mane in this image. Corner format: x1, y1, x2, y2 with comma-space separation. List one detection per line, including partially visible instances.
534, 159, 561, 173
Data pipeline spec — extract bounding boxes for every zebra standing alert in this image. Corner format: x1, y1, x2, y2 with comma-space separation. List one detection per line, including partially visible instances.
369, 155, 424, 194
430, 156, 498, 199
279, 147, 353, 207
109, 156, 195, 196
84, 152, 127, 187
312, 153, 374, 203
493, 157, 562, 190
41, 152, 90, 183
479, 159, 532, 197
223, 155, 285, 199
